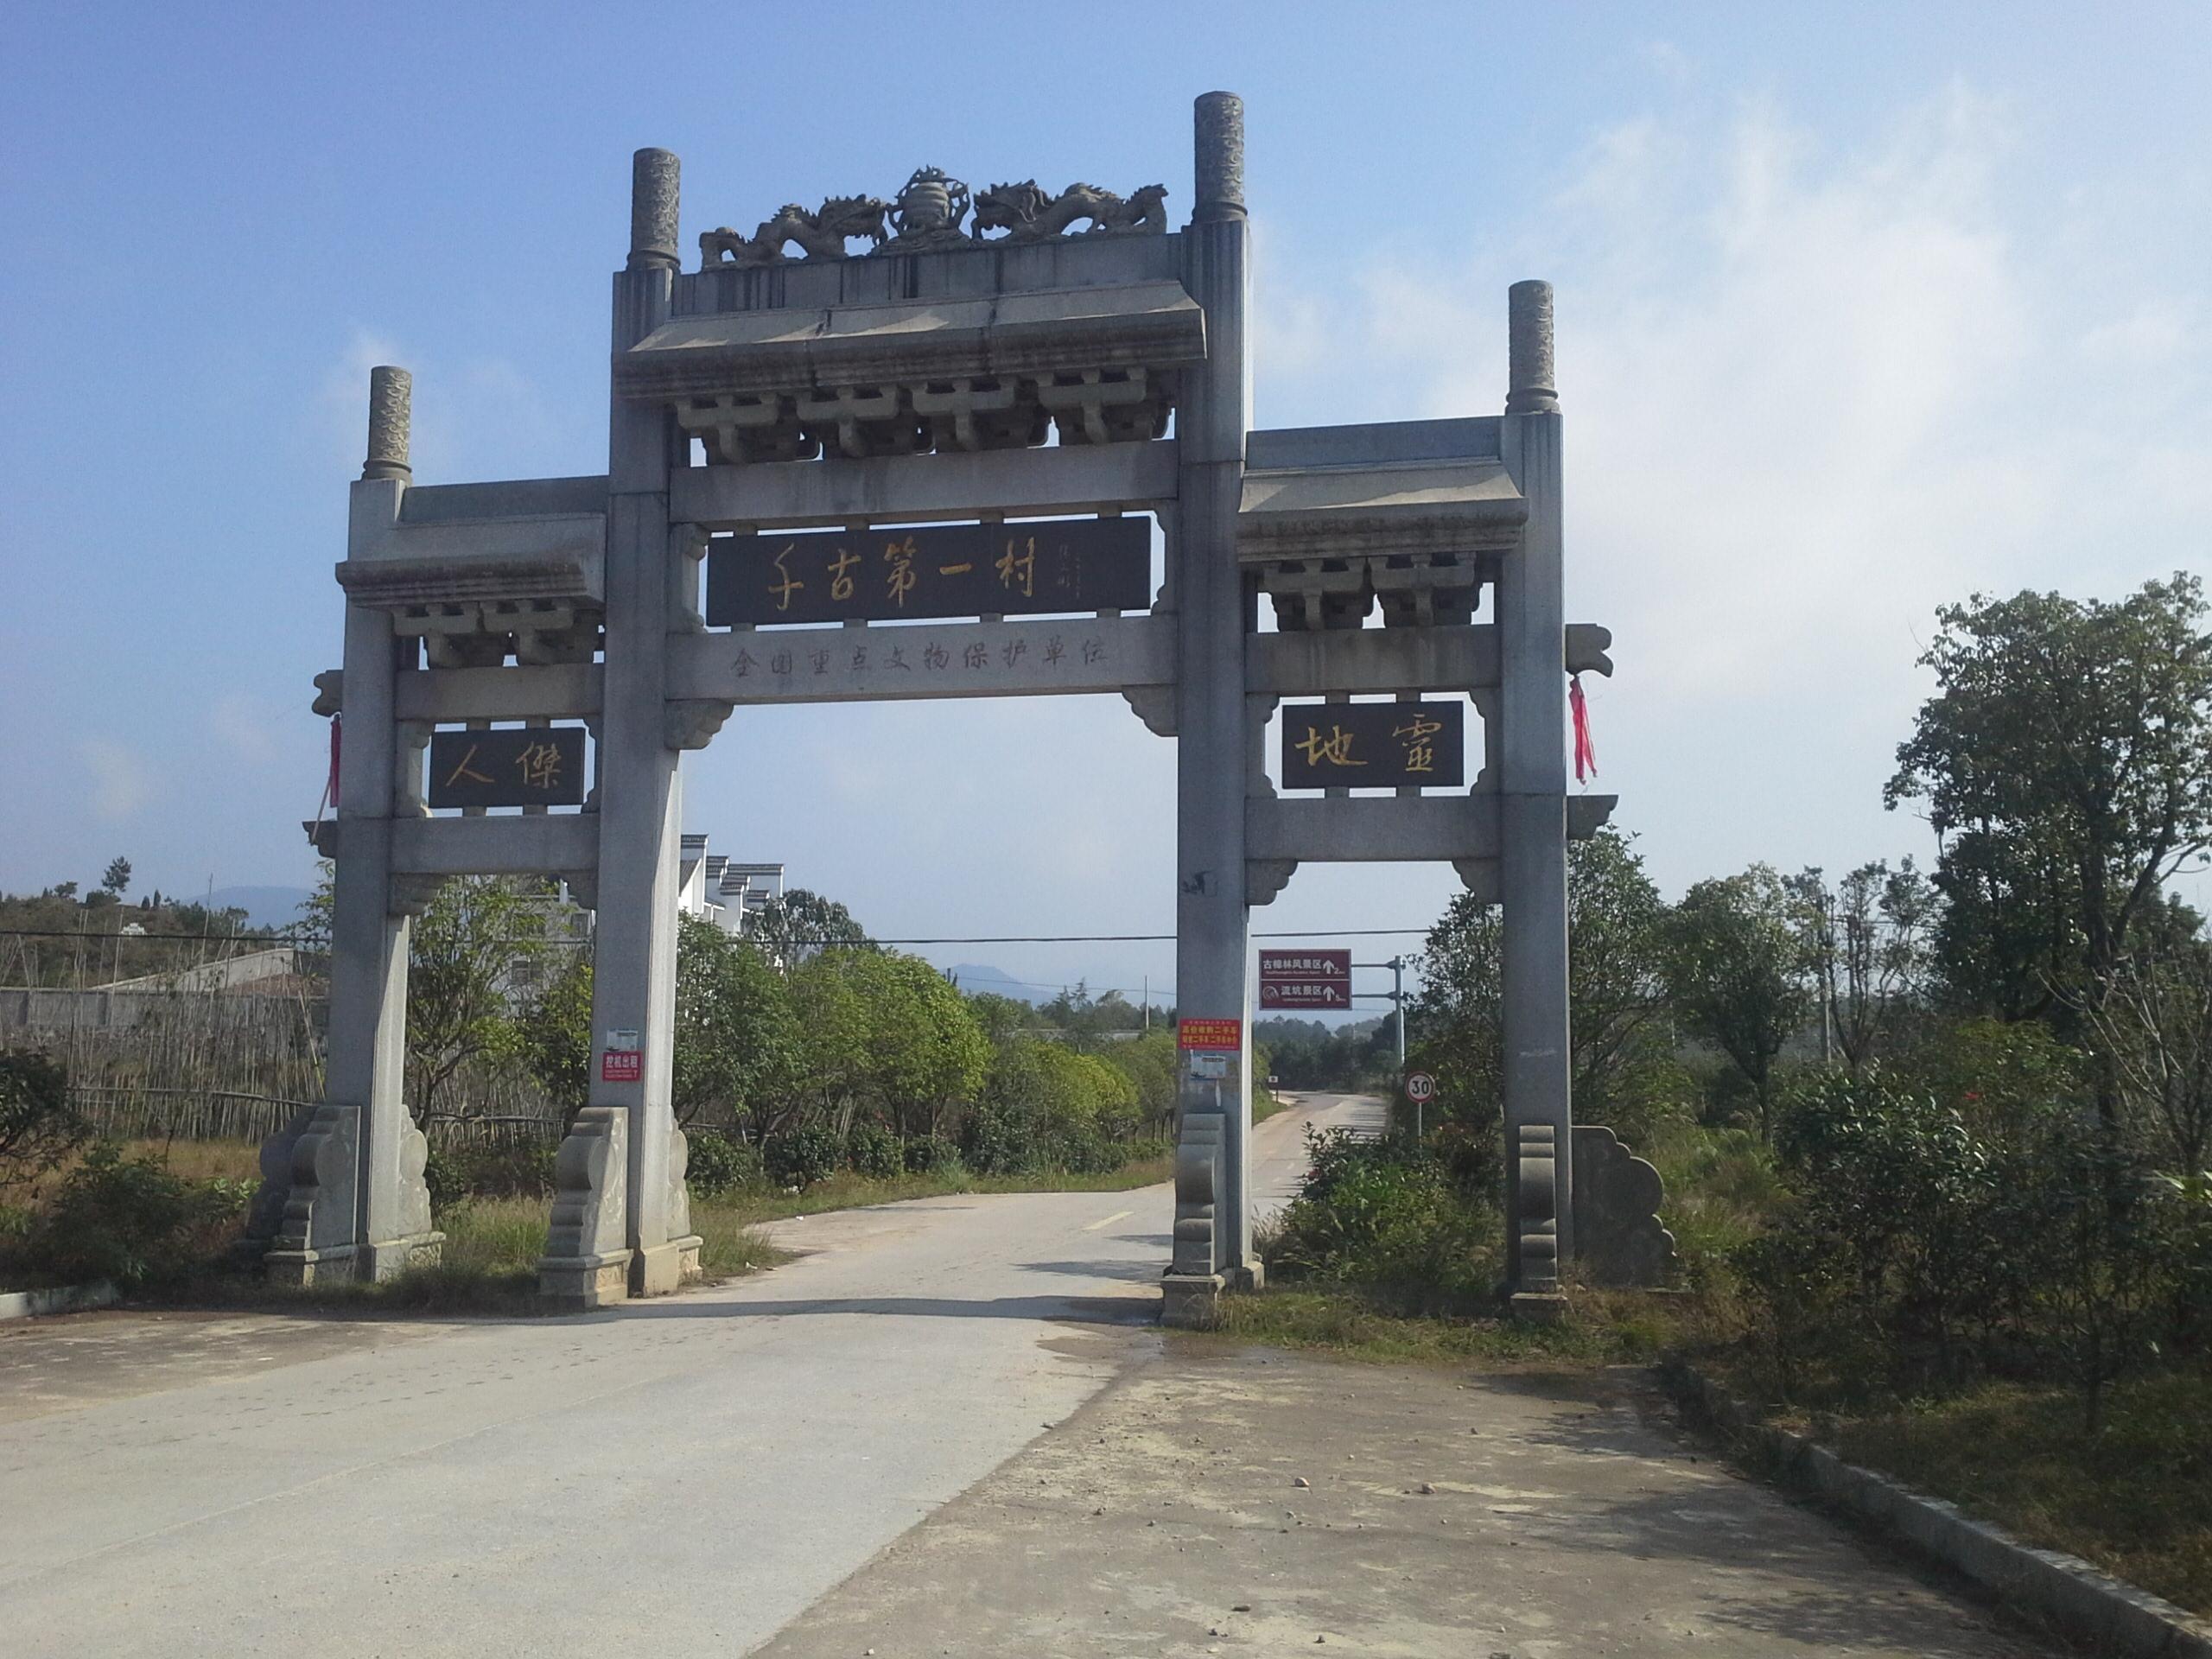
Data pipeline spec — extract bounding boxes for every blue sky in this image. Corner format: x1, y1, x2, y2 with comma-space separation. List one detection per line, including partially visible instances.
4, 3, 2209, 1009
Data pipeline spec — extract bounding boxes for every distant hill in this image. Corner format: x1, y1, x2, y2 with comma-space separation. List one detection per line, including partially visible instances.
203, 887, 315, 930
944, 963, 1045, 1003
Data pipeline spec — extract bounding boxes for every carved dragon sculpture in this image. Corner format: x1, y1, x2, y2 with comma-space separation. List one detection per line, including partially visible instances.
699, 194, 889, 266
972, 181, 1169, 241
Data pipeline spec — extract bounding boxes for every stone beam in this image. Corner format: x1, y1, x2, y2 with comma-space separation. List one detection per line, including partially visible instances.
393, 664, 605, 722
387, 813, 599, 878
1247, 793, 1501, 864
664, 612, 1173, 705
669, 442, 1177, 531
1248, 621, 1611, 696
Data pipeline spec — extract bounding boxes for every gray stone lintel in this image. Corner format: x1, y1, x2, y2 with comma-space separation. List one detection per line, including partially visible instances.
1249, 622, 1612, 697
391, 663, 604, 722
1237, 455, 1527, 565
1247, 416, 1501, 471
670, 439, 1177, 530
616, 281, 1206, 404
1248, 793, 1501, 865
664, 611, 1173, 706
386, 813, 598, 879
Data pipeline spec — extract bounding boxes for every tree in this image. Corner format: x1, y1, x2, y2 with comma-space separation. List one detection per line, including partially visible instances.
1887, 575, 2212, 1105
2084, 897, 2212, 1171
1666, 865, 1808, 1138
404, 876, 553, 1118
746, 887, 872, 969
1413, 829, 1673, 1138
99, 857, 131, 898
1786, 860, 1936, 1071
671, 917, 800, 1129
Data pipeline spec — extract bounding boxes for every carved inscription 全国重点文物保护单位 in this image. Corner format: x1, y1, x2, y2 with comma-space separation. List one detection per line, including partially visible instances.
705, 518, 1151, 627
1279, 701, 1465, 791
426, 727, 588, 809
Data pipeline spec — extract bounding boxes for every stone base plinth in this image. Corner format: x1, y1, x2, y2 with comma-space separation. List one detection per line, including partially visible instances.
632, 1235, 703, 1296
359, 1231, 444, 1282
1509, 1290, 1567, 1324
264, 1243, 356, 1287
1231, 1257, 1266, 1293
539, 1249, 634, 1312
1160, 1271, 1226, 1329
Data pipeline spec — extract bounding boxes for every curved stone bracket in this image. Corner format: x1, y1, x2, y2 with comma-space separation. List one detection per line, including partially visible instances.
1453, 857, 1500, 904
1513, 1122, 1560, 1294
1570, 1125, 1678, 1288
666, 699, 734, 751
1169, 1110, 1224, 1278
1246, 858, 1298, 906
389, 873, 448, 918
1122, 683, 1176, 737
312, 669, 344, 718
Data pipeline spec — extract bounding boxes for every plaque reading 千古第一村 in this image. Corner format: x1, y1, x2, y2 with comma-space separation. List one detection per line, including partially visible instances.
705, 518, 1152, 626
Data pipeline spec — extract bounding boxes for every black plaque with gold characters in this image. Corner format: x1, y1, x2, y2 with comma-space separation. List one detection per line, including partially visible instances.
1280, 701, 1465, 790
427, 728, 588, 808
706, 517, 1152, 626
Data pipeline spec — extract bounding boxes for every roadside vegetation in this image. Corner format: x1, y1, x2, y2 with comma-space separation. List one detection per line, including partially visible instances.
1218, 574, 2212, 1616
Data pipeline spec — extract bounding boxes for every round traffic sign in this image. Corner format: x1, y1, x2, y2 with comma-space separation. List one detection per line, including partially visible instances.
1404, 1071, 1436, 1103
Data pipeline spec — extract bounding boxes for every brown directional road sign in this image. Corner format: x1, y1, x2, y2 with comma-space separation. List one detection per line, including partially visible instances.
707, 517, 1152, 626
1259, 948, 1352, 1010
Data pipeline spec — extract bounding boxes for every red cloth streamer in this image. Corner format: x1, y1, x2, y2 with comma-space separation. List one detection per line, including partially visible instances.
1568, 674, 1597, 783
327, 713, 342, 811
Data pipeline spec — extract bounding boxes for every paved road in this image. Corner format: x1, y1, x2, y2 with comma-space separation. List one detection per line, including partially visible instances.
0, 1092, 2069, 1656
0, 1097, 1344, 1658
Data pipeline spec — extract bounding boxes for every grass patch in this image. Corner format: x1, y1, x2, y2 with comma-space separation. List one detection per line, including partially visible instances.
1205, 1285, 1677, 1368
1778, 1371, 2212, 1617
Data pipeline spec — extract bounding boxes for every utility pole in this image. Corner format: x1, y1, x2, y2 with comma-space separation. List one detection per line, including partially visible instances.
1142, 974, 1150, 1033
1391, 955, 1406, 1070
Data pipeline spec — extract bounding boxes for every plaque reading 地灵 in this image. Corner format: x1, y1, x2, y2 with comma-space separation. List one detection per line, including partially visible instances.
427, 728, 588, 809
1279, 701, 1465, 791
705, 518, 1152, 626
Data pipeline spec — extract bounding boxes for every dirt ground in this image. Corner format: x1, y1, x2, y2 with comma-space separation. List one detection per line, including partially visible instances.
753, 1342, 2078, 1658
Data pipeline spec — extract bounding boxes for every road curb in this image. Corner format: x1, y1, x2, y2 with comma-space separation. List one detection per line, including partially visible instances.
0, 1280, 118, 1322
1659, 1358, 2212, 1658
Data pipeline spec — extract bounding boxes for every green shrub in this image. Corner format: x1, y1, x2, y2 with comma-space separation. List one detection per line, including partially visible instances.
960, 1097, 1037, 1176
425, 1140, 556, 1208
764, 1125, 842, 1189
29, 1143, 249, 1287
903, 1133, 962, 1175
0, 1046, 86, 1191
1267, 1128, 1494, 1308
1048, 1130, 1121, 1175
685, 1130, 758, 1198
847, 1122, 902, 1181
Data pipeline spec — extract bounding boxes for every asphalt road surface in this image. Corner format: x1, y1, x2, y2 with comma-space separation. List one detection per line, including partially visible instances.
0, 1091, 2070, 1656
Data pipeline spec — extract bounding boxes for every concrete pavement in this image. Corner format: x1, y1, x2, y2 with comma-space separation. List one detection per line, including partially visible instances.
0, 1092, 2074, 1656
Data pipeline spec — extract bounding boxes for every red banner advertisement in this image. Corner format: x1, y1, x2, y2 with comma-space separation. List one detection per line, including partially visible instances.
1178, 1018, 1243, 1051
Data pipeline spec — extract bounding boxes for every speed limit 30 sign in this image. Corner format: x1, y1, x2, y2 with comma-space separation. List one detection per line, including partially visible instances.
1404, 1071, 1436, 1104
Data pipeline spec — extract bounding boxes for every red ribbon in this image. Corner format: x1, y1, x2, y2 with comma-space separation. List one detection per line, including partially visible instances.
1568, 675, 1596, 783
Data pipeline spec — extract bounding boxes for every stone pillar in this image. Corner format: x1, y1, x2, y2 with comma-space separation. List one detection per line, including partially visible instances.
1164, 92, 1256, 1327
541, 149, 698, 1308
266, 370, 439, 1285
1497, 280, 1573, 1304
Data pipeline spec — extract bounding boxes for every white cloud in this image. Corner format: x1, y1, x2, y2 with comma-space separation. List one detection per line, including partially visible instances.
315, 327, 574, 484
1253, 79, 2212, 893
83, 738, 154, 821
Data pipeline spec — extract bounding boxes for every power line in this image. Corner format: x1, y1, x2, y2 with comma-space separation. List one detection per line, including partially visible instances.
0, 925, 1430, 945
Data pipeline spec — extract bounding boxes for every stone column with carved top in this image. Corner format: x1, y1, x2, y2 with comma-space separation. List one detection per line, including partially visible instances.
1162, 92, 1258, 1328
538, 149, 701, 1307
263, 367, 442, 1285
